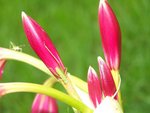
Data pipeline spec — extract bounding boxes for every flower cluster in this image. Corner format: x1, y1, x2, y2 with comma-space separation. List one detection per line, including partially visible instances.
87, 0, 122, 112
88, 57, 117, 108
0, 0, 123, 113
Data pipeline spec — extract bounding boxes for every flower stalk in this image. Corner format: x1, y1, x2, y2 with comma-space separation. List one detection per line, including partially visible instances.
0, 82, 93, 113
0, 48, 88, 92
0, 47, 86, 107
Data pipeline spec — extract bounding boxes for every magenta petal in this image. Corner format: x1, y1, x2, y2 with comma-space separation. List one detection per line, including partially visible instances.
98, 0, 121, 70
87, 66, 102, 108
22, 12, 65, 77
0, 60, 6, 79
32, 94, 58, 113
98, 57, 117, 99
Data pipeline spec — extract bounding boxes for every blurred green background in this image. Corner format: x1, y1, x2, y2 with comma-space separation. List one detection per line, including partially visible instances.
0, 0, 150, 113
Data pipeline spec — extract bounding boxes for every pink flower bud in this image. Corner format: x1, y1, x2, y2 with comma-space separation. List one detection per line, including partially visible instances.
87, 66, 102, 108
22, 12, 65, 78
98, 0, 121, 70
98, 57, 117, 99
0, 60, 6, 79
32, 94, 58, 113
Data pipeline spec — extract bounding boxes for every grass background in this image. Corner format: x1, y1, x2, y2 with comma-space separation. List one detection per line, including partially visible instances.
0, 0, 150, 113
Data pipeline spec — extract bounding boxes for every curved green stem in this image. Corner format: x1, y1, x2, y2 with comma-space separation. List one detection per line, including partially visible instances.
45, 77, 82, 113
44, 77, 57, 86
0, 48, 52, 75
69, 74, 88, 93
0, 82, 93, 113
0, 48, 88, 92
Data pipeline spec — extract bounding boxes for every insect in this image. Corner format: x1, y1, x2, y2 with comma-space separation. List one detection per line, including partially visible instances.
9, 42, 24, 52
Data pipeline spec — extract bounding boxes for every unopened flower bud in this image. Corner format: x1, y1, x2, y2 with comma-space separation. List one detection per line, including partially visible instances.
98, 57, 117, 99
98, 0, 121, 70
22, 12, 66, 78
87, 66, 102, 108
32, 94, 58, 113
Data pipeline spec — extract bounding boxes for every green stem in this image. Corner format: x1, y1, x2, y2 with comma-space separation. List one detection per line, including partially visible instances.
44, 78, 81, 113
56, 69, 81, 101
69, 74, 88, 93
0, 48, 88, 92
0, 48, 91, 112
45, 77, 82, 113
44, 77, 57, 86
0, 82, 93, 113
0, 48, 52, 76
